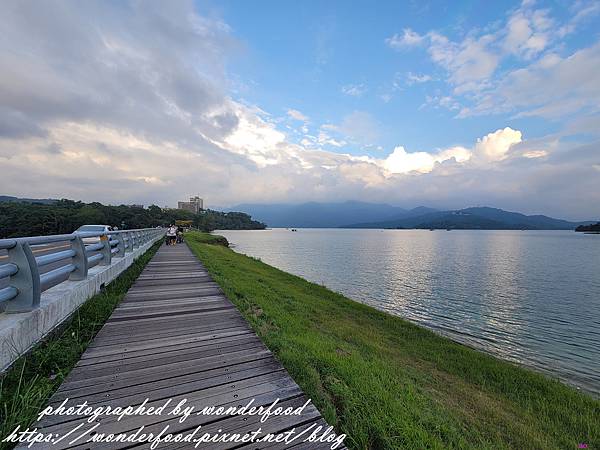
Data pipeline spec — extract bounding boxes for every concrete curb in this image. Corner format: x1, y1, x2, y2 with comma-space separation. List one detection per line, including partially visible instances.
0, 238, 160, 372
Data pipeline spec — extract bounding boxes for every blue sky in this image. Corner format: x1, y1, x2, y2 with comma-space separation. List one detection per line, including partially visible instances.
1, 0, 599, 218
205, 0, 600, 155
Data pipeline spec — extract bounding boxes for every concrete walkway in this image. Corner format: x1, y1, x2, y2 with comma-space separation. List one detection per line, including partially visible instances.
17, 244, 341, 449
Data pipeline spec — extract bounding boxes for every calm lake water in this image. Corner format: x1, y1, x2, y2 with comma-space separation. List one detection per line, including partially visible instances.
217, 229, 600, 395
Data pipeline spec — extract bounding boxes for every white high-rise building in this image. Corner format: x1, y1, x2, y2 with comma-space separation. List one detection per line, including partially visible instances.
177, 196, 204, 214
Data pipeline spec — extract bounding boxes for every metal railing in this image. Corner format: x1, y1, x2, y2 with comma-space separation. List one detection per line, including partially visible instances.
0, 228, 165, 313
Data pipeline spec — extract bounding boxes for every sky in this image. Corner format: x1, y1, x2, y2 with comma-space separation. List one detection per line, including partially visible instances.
0, 0, 599, 219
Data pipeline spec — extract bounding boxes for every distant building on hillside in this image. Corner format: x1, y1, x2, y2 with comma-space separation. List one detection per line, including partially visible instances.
178, 196, 204, 214
129, 204, 144, 209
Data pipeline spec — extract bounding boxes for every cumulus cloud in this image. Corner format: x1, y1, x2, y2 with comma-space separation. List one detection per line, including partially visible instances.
383, 147, 452, 174
473, 127, 522, 162
380, 127, 521, 174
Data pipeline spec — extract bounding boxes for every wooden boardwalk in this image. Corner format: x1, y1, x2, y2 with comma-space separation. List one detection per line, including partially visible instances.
19, 244, 341, 449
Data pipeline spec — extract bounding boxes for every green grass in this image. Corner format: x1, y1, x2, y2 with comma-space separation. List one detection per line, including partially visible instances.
186, 231, 599, 450
0, 242, 161, 449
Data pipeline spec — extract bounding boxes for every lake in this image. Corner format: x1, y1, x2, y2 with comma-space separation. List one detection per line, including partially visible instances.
216, 228, 600, 395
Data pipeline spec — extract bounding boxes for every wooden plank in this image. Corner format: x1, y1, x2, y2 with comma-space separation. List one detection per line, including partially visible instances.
57, 352, 275, 400
50, 358, 283, 405
58, 348, 273, 394
74, 335, 265, 371
78, 330, 256, 363
66, 340, 268, 380
15, 243, 336, 450
93, 318, 248, 345
81, 329, 255, 360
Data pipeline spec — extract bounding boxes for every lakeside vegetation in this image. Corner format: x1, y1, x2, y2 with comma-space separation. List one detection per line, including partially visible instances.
186, 231, 599, 450
576, 222, 600, 232
0, 242, 161, 450
0, 199, 265, 238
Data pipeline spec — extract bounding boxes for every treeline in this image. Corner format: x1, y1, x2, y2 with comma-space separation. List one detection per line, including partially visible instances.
575, 222, 600, 232
0, 199, 265, 238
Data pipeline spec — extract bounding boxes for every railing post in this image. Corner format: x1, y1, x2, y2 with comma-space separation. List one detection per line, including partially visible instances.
115, 232, 126, 257
69, 235, 88, 280
4, 241, 40, 313
99, 234, 111, 266
124, 232, 133, 253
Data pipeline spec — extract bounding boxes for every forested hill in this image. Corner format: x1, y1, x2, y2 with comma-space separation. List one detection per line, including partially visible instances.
346, 207, 592, 230
0, 199, 265, 238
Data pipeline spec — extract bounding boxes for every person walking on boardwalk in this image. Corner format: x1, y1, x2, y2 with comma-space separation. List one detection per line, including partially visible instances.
166, 224, 177, 245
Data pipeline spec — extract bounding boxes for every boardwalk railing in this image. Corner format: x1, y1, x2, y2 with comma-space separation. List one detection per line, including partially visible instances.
0, 228, 164, 314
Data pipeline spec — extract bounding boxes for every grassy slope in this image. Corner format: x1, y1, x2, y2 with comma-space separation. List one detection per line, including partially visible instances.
0, 242, 161, 449
186, 232, 599, 450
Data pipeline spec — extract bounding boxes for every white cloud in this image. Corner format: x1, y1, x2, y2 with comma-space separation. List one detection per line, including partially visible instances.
391, 0, 600, 119
385, 28, 425, 49
559, 0, 600, 37
422, 95, 461, 111
473, 127, 522, 162
430, 32, 500, 91
406, 72, 432, 84
522, 150, 548, 159
382, 146, 446, 174
341, 84, 367, 97
503, 5, 553, 59
223, 104, 286, 167
1, 1, 598, 218
287, 108, 309, 121
317, 131, 346, 147
380, 127, 521, 174
388, 28, 499, 95
464, 43, 600, 118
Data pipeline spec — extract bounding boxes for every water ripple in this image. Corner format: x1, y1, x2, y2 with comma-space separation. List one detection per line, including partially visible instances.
218, 229, 600, 396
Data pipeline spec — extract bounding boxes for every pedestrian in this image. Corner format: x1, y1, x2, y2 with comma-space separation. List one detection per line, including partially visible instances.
166, 224, 177, 245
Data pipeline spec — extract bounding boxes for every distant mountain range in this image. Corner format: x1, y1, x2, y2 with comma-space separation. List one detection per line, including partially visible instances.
346, 206, 595, 230
0, 195, 57, 205
3, 196, 594, 230
230, 202, 595, 230
228, 201, 437, 228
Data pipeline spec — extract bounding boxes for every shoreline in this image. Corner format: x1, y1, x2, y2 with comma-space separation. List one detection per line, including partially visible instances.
216, 228, 599, 397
